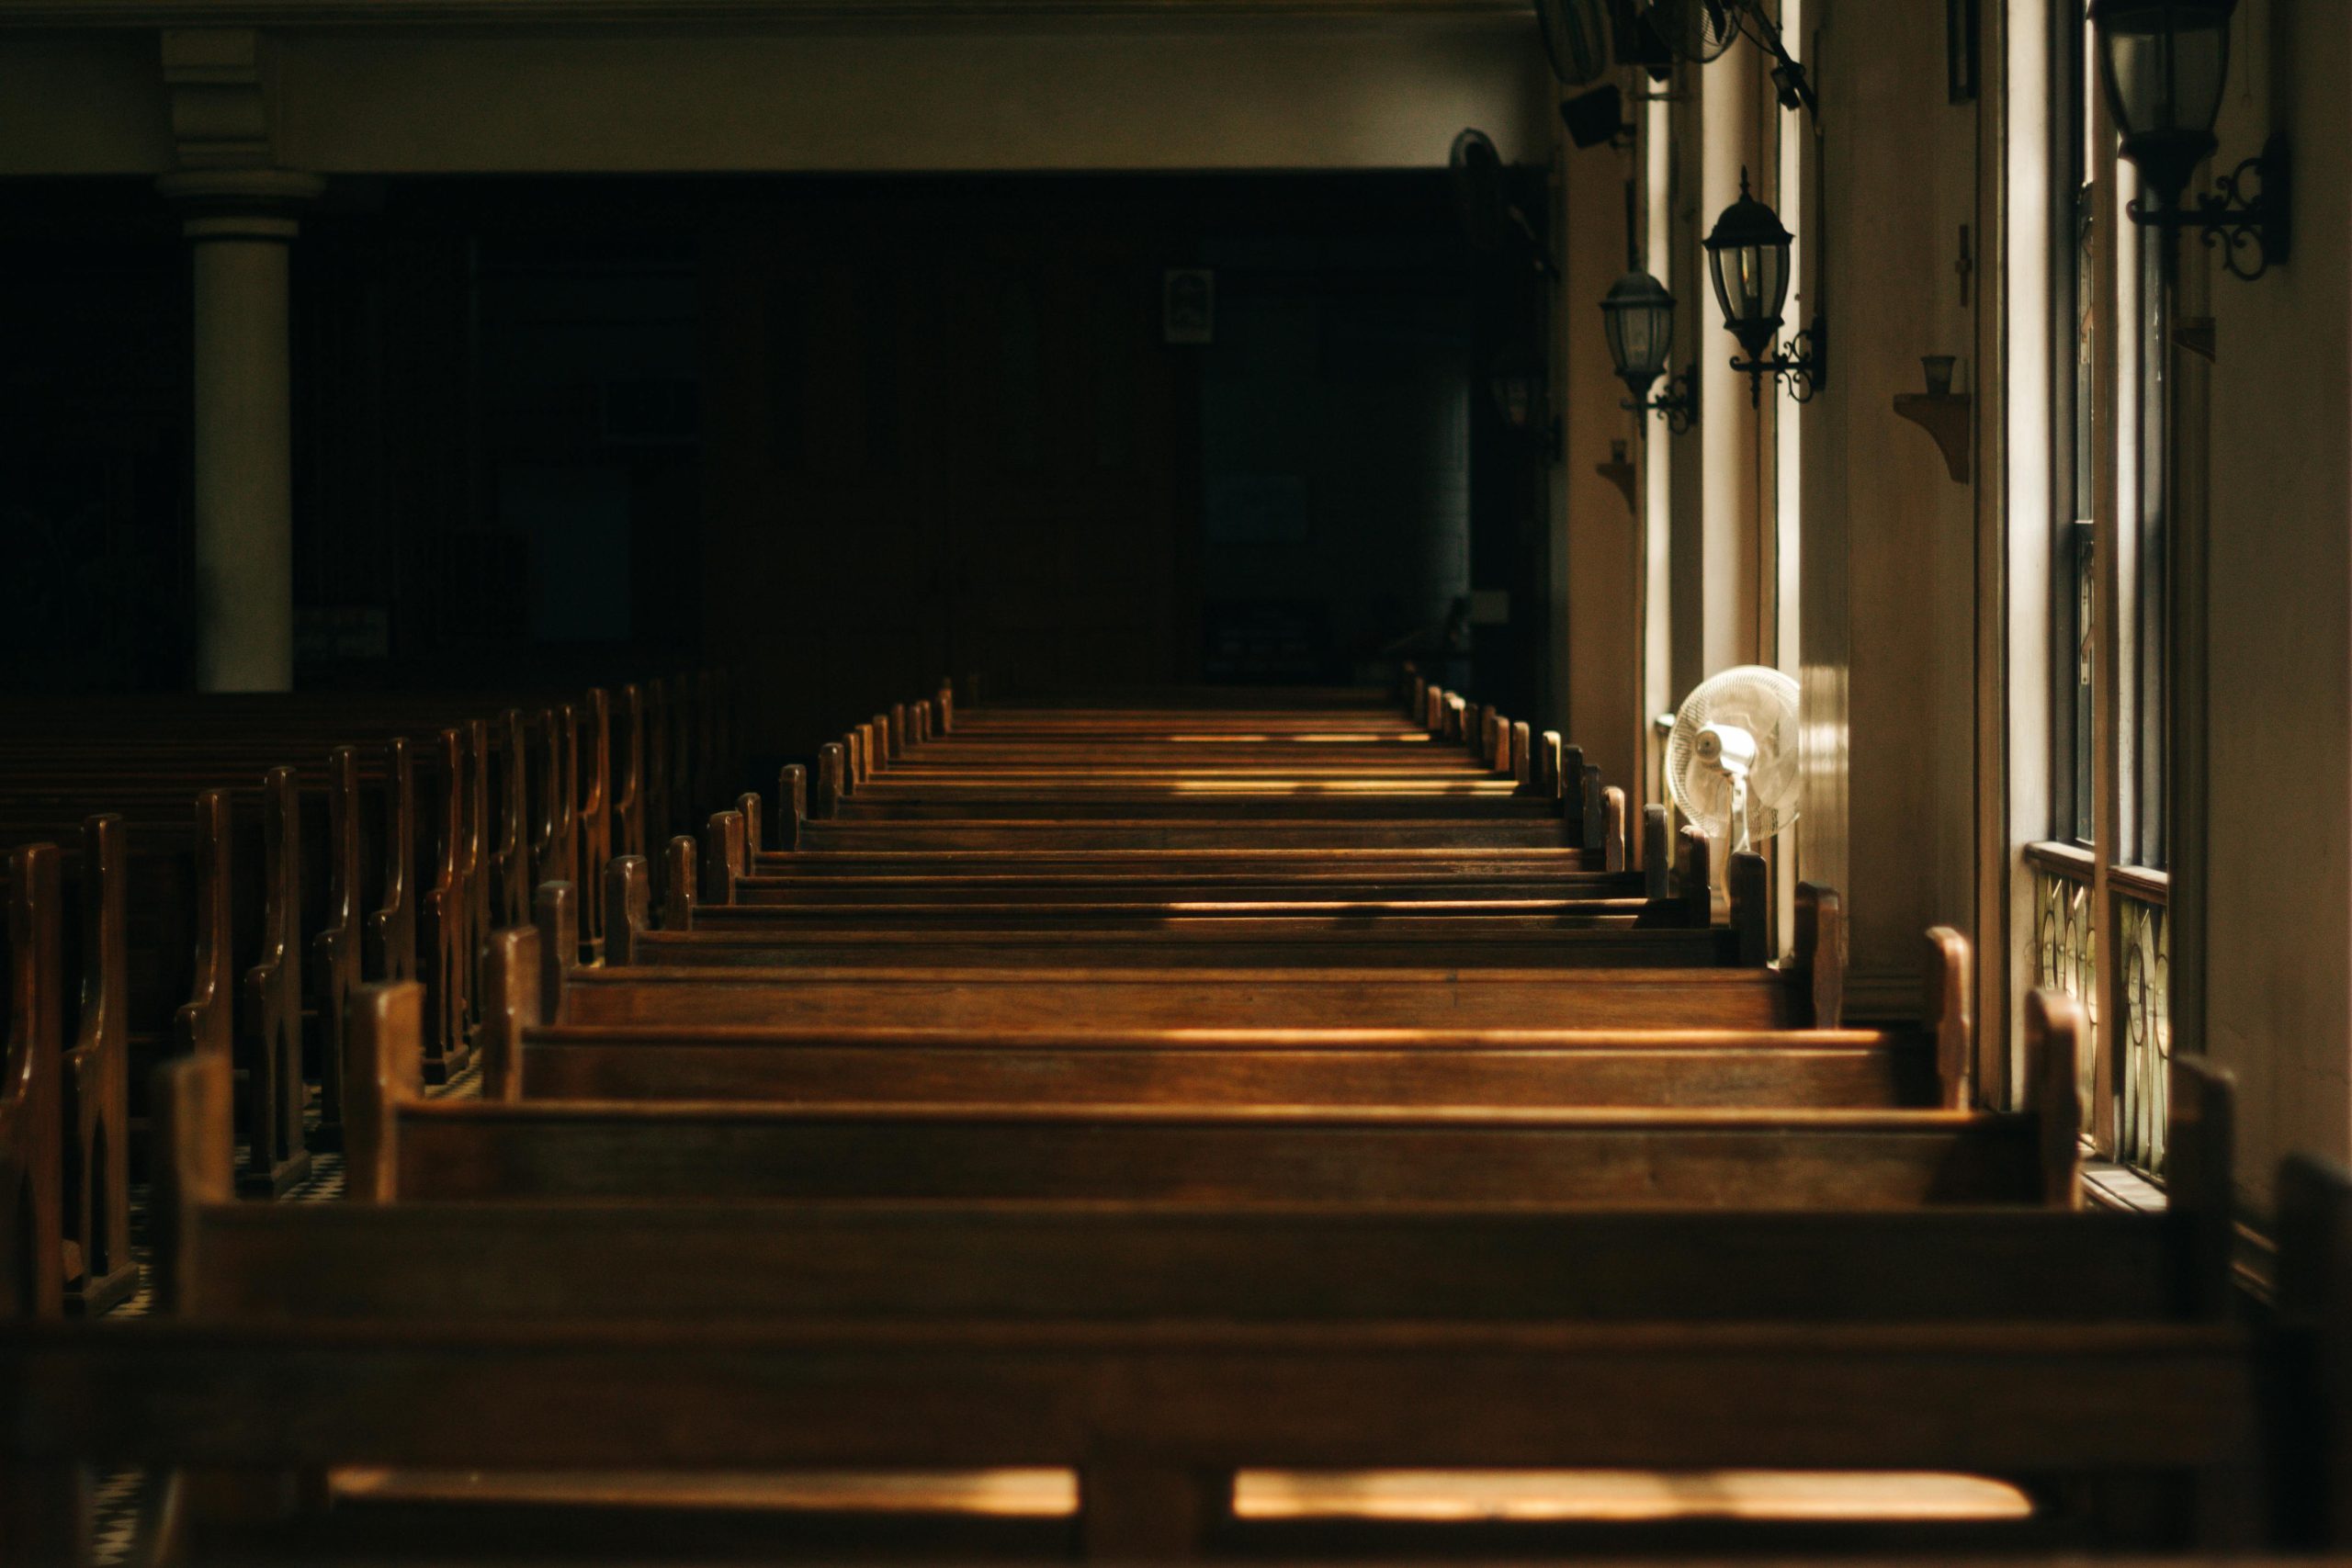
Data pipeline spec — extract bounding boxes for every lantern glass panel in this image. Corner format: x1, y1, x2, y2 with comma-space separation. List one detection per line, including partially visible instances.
2100, 3, 2230, 140
1600, 272, 1675, 394
1491, 373, 1536, 430
1708, 243, 1789, 356
2093, 0, 2232, 197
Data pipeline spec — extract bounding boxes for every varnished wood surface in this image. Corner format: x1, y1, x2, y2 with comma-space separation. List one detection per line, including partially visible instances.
390, 1099, 2053, 1206
2, 1316, 2258, 1475
559, 965, 1815, 1031
511, 1030, 1938, 1109
632, 925, 1738, 970
177, 1201, 2189, 1323
797, 821, 1579, 851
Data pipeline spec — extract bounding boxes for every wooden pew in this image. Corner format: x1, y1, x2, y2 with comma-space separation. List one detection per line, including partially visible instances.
372, 944, 2057, 1207
0, 775, 316, 1194
495, 908, 1914, 1111
669, 822, 1722, 972
0, 996, 2273, 1557
566, 852, 1836, 1030
0, 677, 694, 1191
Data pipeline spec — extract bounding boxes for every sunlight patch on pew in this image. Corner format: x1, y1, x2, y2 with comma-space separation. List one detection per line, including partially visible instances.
1163, 779, 1509, 794
1154, 898, 1611, 913
325, 1468, 2035, 1525
1231, 1470, 2037, 1523
1159, 733, 1424, 743
331, 1469, 1080, 1515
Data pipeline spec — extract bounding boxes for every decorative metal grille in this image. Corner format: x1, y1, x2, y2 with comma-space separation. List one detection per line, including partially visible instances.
2115, 894, 2170, 1174
2031, 863, 2098, 1136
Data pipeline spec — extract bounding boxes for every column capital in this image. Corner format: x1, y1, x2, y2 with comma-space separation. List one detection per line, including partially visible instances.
156, 168, 325, 240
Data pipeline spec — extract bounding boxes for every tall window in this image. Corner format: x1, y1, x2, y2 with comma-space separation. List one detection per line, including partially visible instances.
2029, 3, 2171, 1179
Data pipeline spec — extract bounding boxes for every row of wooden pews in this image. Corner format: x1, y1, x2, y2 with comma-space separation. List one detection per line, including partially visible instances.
3, 676, 2347, 1562
0, 674, 730, 1317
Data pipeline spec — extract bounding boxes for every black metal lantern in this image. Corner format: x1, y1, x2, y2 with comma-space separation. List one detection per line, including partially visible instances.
2088, 0, 2290, 279
1600, 270, 1696, 433
1486, 349, 1561, 460
2089, 0, 2232, 202
1487, 348, 1540, 431
1702, 170, 1822, 404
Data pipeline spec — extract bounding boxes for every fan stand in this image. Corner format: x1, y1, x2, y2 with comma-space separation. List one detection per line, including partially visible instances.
1726, 768, 1753, 857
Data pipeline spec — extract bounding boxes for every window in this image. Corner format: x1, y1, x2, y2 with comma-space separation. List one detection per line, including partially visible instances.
2030, 2, 2171, 1179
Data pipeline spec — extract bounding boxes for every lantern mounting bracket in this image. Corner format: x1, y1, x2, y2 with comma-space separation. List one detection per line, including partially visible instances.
1624, 366, 1700, 434
2127, 132, 2292, 283
1730, 318, 1826, 407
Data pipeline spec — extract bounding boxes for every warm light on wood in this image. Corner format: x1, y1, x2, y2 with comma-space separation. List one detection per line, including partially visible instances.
1234, 1469, 2036, 1522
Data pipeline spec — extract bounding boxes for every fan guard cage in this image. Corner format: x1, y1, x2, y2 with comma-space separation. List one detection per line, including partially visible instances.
1665, 665, 1802, 845
1535, 0, 1614, 86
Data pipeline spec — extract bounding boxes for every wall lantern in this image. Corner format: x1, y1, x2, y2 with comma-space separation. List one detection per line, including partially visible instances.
1600, 270, 1697, 433
2088, 0, 2290, 280
1704, 171, 1823, 406
1487, 348, 1562, 461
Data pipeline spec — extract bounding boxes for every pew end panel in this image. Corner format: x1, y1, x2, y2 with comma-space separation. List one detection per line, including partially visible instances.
605, 856, 650, 968
362, 734, 420, 990
1792, 883, 1847, 1029
2165, 1054, 2238, 1320
171, 790, 235, 1089
309, 748, 364, 1155
1676, 826, 1713, 930
4, 843, 66, 1320
2024, 989, 2087, 1210
662, 837, 697, 933
1642, 804, 1672, 900
1556, 743, 1583, 836
1727, 852, 1770, 966
736, 793, 763, 861
149, 1045, 232, 1314
577, 687, 614, 962
2276, 1153, 2352, 1548
1601, 787, 1627, 874
1926, 925, 1974, 1110
612, 683, 647, 863
702, 811, 746, 908
815, 744, 846, 821
62, 816, 134, 1315
344, 982, 425, 1203
531, 885, 578, 1037
234, 767, 308, 1197
484, 924, 550, 1104
777, 764, 807, 852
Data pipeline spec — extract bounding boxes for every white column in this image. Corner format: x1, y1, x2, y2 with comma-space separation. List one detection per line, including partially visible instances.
157, 170, 322, 693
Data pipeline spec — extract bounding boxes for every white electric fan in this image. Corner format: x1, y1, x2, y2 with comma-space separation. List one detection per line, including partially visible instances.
1665, 665, 1801, 858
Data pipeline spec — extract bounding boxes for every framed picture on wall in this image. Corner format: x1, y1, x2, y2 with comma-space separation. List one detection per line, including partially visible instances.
1163, 269, 1216, 345
1947, 0, 1980, 103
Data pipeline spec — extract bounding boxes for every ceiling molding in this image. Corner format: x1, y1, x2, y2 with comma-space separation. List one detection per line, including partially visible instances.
0, 0, 1530, 28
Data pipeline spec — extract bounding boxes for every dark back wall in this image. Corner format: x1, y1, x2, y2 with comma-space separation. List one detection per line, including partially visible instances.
0, 172, 1549, 766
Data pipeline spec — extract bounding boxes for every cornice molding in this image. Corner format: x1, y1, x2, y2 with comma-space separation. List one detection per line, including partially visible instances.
0, 0, 1529, 27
